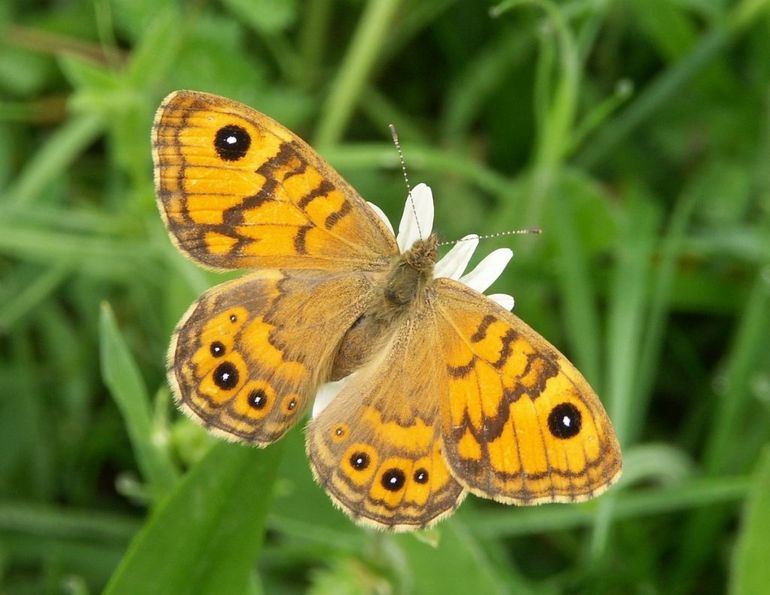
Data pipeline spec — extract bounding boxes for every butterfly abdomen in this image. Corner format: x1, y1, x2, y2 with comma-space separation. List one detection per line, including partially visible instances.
330, 313, 391, 380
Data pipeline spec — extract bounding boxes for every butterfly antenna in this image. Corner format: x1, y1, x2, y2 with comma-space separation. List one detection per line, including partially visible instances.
437, 227, 542, 247
389, 124, 423, 240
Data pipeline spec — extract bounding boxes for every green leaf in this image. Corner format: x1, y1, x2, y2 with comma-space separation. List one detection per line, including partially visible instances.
395, 521, 510, 594
99, 303, 179, 497
105, 440, 283, 595
730, 447, 770, 595
627, 0, 697, 61
221, 0, 297, 34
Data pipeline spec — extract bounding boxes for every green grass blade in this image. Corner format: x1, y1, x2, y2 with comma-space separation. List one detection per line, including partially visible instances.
323, 143, 512, 197
550, 187, 601, 385
0, 264, 70, 330
630, 189, 699, 444
703, 271, 770, 473
0, 501, 138, 544
99, 302, 179, 497
0, 226, 150, 278
395, 521, 510, 595
104, 440, 283, 595
730, 447, 770, 595
575, 0, 768, 168
604, 196, 659, 445
668, 267, 770, 589
314, 0, 402, 146
466, 475, 750, 539
5, 113, 104, 204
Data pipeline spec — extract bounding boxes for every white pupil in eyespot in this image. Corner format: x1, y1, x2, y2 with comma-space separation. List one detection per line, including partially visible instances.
226, 135, 237, 145
562, 415, 571, 427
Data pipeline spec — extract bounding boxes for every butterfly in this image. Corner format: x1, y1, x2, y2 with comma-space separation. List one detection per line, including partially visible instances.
152, 90, 622, 531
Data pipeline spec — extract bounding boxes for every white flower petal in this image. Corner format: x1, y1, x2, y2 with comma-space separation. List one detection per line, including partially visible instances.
434, 234, 479, 280
488, 293, 515, 311
312, 374, 354, 418
367, 201, 394, 235
460, 248, 513, 293
397, 183, 434, 251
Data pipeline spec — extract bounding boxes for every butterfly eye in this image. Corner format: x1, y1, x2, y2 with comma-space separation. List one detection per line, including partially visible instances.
214, 124, 251, 161
380, 468, 406, 492
213, 361, 239, 390
547, 402, 582, 439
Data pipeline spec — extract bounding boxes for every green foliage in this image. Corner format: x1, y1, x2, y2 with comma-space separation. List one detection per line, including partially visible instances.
730, 447, 770, 595
2, 0, 770, 593
104, 439, 282, 595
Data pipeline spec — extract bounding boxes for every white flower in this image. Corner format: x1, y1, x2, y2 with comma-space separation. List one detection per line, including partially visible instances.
313, 183, 514, 417
390, 183, 515, 309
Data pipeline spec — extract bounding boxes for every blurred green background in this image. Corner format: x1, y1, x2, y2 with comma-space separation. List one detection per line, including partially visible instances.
2, 0, 770, 593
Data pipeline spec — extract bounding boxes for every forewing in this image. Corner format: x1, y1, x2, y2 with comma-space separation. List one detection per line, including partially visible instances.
152, 90, 398, 271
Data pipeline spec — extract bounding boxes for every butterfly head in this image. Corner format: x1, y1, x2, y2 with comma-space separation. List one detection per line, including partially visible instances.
402, 233, 438, 274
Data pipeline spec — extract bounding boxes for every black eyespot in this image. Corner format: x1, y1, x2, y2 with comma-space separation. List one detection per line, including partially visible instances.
349, 452, 369, 470
213, 362, 239, 390
335, 427, 345, 436
286, 398, 297, 411
547, 402, 582, 439
248, 389, 268, 409
381, 468, 406, 492
414, 468, 429, 484
229, 314, 237, 323
214, 124, 251, 161
210, 341, 225, 357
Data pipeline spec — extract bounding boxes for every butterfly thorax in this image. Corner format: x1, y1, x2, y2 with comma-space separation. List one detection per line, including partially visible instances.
383, 234, 438, 306
329, 234, 438, 380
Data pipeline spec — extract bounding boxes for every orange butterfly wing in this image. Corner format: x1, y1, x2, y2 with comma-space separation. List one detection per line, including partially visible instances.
306, 307, 465, 530
170, 270, 380, 445
152, 90, 398, 271
152, 90, 398, 445
434, 278, 622, 504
